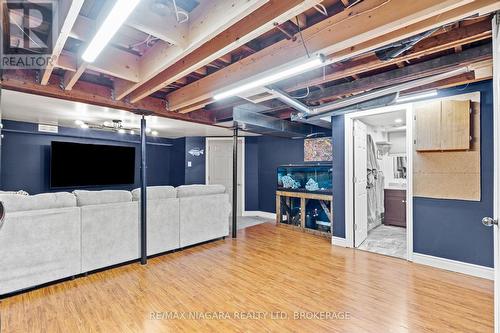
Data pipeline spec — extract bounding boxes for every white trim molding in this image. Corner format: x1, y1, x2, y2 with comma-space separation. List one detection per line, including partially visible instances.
413, 253, 494, 280
243, 211, 276, 220
331, 236, 348, 248
344, 103, 414, 260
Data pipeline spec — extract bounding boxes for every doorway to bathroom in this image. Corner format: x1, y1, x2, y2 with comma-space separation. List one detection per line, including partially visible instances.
345, 104, 413, 260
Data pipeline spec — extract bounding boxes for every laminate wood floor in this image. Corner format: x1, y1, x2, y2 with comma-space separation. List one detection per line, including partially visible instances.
0, 222, 493, 332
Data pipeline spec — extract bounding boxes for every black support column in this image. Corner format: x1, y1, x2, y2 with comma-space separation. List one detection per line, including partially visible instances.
140, 115, 147, 265
134, 109, 153, 265
232, 126, 238, 238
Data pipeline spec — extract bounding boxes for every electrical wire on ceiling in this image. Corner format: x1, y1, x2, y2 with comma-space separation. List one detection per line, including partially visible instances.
314, 4, 328, 16
172, 0, 189, 23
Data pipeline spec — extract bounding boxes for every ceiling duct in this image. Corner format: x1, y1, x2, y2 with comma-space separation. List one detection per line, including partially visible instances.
232, 106, 323, 138
265, 67, 470, 122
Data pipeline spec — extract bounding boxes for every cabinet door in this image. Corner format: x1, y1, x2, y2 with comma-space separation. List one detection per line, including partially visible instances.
384, 190, 406, 227
415, 100, 441, 151
441, 100, 470, 150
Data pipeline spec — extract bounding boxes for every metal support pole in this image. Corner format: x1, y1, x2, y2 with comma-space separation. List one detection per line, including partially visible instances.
140, 116, 147, 265
232, 126, 238, 238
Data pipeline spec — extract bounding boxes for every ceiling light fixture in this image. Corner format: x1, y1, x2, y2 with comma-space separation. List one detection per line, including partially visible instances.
213, 55, 325, 100
82, 0, 141, 63
396, 90, 438, 103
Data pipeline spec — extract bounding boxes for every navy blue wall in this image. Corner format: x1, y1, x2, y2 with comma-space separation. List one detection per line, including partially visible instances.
185, 137, 206, 184
331, 116, 345, 238
412, 81, 493, 267
1, 120, 175, 194
244, 136, 259, 211
242, 136, 305, 213
169, 138, 186, 187
331, 80, 494, 267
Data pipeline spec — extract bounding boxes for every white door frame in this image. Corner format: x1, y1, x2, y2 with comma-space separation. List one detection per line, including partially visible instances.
492, 13, 500, 333
205, 137, 246, 214
344, 103, 414, 261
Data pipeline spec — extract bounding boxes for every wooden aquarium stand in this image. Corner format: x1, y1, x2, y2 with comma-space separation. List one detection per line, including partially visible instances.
275, 190, 333, 238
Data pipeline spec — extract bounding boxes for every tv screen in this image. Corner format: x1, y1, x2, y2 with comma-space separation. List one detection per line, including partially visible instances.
51, 141, 136, 188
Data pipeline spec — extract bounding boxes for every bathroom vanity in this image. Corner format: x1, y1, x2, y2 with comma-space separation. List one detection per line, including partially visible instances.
384, 189, 406, 227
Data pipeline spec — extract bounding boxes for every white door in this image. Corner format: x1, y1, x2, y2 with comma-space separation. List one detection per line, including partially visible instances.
207, 139, 243, 216
492, 14, 500, 333
354, 120, 368, 247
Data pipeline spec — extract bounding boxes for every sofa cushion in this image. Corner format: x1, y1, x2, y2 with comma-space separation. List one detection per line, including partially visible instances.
0, 192, 76, 212
131, 186, 177, 201
176, 184, 226, 198
73, 190, 132, 206
0, 190, 29, 196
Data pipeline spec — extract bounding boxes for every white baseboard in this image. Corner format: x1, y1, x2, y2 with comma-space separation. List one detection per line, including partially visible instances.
412, 253, 493, 280
243, 211, 276, 220
331, 236, 349, 247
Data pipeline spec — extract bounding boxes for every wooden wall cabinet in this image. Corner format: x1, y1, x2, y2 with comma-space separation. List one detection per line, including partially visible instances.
415, 100, 470, 151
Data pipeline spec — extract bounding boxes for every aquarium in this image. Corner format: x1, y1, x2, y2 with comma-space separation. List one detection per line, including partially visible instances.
277, 163, 332, 194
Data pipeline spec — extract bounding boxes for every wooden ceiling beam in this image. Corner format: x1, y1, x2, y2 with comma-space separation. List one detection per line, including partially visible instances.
166, 0, 500, 113
113, 0, 272, 101
1, 70, 215, 124
306, 44, 491, 103
63, 62, 87, 91
282, 16, 492, 93
126, 1, 188, 47
126, 0, 323, 103
40, 0, 85, 85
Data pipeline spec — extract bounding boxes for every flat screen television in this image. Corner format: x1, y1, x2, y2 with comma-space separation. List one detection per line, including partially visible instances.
50, 141, 136, 188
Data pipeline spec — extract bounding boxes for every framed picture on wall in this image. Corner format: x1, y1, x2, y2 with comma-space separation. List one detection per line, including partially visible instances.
304, 138, 333, 162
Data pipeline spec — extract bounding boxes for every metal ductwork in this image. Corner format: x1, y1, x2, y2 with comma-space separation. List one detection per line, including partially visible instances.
264, 67, 469, 122
374, 27, 439, 61
232, 106, 324, 138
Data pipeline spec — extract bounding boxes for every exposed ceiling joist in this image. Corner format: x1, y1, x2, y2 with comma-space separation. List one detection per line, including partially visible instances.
126, 0, 323, 103
307, 44, 492, 103
1, 71, 215, 124
40, 0, 85, 85
166, 0, 500, 113
281, 18, 492, 94
113, 0, 271, 101
126, 0, 188, 47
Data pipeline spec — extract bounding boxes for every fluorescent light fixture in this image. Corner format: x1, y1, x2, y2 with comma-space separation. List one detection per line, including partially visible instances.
82, 0, 141, 63
213, 55, 325, 100
396, 90, 438, 103
394, 118, 403, 124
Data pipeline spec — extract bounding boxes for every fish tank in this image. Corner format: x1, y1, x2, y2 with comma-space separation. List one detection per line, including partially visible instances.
277, 163, 332, 194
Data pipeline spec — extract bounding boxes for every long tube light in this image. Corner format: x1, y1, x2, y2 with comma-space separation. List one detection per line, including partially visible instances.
213, 55, 325, 100
82, 0, 141, 63
396, 90, 438, 102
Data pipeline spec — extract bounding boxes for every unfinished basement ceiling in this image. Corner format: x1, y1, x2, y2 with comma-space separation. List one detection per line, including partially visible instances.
1, 0, 498, 130
0, 91, 254, 139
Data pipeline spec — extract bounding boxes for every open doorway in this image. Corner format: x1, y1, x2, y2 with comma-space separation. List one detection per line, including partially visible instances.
345, 105, 413, 260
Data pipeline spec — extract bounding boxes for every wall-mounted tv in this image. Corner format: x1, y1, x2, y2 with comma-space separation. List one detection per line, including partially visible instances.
50, 141, 136, 188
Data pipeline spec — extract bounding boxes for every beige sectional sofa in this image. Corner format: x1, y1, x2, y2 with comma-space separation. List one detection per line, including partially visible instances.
0, 185, 231, 295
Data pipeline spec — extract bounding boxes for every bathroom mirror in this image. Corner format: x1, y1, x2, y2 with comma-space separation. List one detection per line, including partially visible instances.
393, 156, 407, 179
